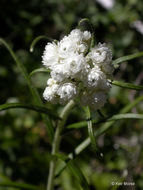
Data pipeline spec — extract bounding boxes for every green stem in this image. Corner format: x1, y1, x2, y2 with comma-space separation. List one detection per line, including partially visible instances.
85, 106, 96, 150
47, 100, 75, 190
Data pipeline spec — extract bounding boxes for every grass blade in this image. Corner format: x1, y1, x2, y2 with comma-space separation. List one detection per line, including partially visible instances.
0, 103, 60, 119
112, 80, 143, 90
29, 68, 50, 78
0, 38, 54, 142
30, 35, 53, 52
112, 51, 143, 65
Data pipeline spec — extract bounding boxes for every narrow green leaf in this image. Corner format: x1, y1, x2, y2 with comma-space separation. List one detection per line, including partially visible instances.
112, 80, 143, 90
110, 113, 143, 120
78, 18, 94, 34
67, 113, 143, 129
0, 103, 60, 119
0, 181, 41, 190
55, 153, 89, 190
29, 68, 50, 78
112, 51, 143, 65
78, 18, 91, 30
67, 121, 86, 129
0, 38, 54, 142
84, 107, 97, 150
30, 35, 52, 52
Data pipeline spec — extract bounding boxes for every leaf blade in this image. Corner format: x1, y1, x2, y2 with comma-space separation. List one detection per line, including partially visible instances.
29, 68, 50, 78
113, 51, 143, 65
30, 35, 53, 52
112, 80, 143, 90
0, 103, 60, 119
67, 113, 143, 129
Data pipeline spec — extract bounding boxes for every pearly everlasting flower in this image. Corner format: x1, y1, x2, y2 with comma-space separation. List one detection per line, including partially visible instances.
58, 36, 76, 58
57, 83, 77, 104
85, 66, 111, 90
51, 64, 69, 82
87, 43, 113, 76
81, 91, 107, 110
89, 43, 112, 65
91, 92, 107, 109
83, 31, 92, 41
47, 78, 57, 86
43, 78, 59, 103
101, 62, 114, 76
69, 29, 85, 43
42, 28, 114, 109
65, 53, 89, 80
42, 42, 59, 69
43, 83, 59, 103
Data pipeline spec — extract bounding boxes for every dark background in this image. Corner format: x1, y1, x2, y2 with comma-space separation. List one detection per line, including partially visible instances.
0, 0, 143, 189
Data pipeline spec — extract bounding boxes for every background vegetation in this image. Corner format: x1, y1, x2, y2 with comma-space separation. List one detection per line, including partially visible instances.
0, 0, 143, 189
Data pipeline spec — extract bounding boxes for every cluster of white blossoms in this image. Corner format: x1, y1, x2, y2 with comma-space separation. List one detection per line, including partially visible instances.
42, 29, 114, 109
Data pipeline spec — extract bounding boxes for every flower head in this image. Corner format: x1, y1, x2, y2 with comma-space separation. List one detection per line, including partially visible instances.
43, 79, 59, 103
81, 91, 107, 109
57, 83, 77, 104
88, 43, 112, 65
42, 28, 114, 109
42, 42, 59, 69
85, 66, 111, 90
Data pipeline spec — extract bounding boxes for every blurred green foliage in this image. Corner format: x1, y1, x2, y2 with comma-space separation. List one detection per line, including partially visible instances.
0, 0, 143, 189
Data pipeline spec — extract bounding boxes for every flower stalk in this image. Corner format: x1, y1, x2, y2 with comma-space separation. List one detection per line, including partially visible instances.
47, 100, 75, 190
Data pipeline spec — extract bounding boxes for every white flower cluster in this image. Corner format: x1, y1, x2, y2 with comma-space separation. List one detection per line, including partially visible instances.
42, 29, 114, 109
